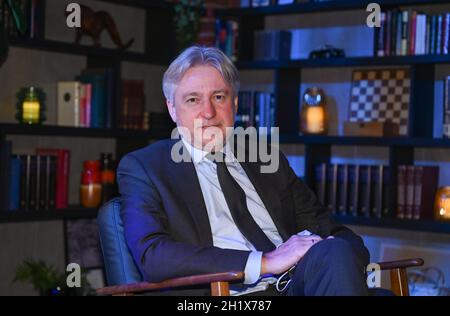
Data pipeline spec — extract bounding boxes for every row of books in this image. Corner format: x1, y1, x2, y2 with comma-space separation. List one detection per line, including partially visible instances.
120, 79, 148, 130
1, 0, 42, 39
444, 76, 450, 138
314, 164, 390, 218
57, 68, 114, 128
3, 148, 70, 211
239, 0, 305, 7
377, 10, 450, 57
215, 19, 239, 62
235, 91, 276, 129
57, 70, 149, 130
396, 165, 439, 220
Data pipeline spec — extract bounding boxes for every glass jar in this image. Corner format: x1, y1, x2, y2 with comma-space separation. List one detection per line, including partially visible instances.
80, 160, 102, 208
300, 87, 328, 135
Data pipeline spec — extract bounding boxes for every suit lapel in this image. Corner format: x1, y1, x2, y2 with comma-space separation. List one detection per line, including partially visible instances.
167, 140, 214, 247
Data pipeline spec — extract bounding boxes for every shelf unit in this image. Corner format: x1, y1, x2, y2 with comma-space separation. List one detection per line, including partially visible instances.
0, 206, 98, 224
216, 0, 450, 234
1, 0, 177, 222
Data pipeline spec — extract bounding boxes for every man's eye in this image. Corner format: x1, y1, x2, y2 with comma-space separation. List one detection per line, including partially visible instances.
214, 95, 225, 101
186, 98, 197, 103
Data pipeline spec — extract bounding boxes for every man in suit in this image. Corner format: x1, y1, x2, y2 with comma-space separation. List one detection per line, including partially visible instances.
118, 46, 370, 296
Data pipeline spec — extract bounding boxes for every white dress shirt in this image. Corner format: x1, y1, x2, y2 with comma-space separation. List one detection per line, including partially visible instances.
181, 138, 283, 294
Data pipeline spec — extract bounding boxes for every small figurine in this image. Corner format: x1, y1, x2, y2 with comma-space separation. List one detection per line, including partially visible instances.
309, 45, 345, 59
67, 4, 134, 50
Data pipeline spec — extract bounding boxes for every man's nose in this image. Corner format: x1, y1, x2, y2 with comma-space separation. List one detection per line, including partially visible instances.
201, 99, 216, 119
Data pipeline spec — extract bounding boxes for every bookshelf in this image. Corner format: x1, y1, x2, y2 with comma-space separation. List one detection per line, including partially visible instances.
0, 1, 176, 221
216, 0, 450, 234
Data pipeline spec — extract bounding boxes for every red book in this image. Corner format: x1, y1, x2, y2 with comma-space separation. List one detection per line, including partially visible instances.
35, 148, 70, 209
409, 11, 417, 55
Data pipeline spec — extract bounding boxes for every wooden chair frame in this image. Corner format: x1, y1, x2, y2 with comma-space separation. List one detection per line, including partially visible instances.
96, 258, 424, 296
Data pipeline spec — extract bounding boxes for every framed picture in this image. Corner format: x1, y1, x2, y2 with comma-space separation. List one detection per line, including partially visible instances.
349, 68, 411, 136
66, 218, 103, 269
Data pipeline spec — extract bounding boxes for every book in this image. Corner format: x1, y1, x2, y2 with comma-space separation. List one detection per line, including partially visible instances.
8, 155, 21, 211
405, 165, 415, 220
336, 164, 348, 215
28, 155, 37, 210
382, 166, 390, 217
19, 155, 31, 210
370, 165, 383, 218
413, 166, 439, 220
0, 140, 12, 210
396, 165, 406, 219
326, 164, 338, 215
57, 81, 81, 127
358, 165, 371, 217
347, 165, 360, 216
76, 72, 106, 128
315, 163, 326, 207
35, 148, 70, 209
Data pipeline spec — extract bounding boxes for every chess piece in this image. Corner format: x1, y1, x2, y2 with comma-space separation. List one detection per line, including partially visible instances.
67, 4, 134, 50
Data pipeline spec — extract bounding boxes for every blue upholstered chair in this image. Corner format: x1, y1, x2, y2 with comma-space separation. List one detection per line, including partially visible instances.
96, 198, 423, 296
96, 198, 242, 296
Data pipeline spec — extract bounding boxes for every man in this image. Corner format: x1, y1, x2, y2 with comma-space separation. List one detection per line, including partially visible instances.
117, 46, 369, 296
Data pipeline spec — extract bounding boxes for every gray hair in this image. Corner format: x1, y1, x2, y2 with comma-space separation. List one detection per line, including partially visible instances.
162, 46, 240, 104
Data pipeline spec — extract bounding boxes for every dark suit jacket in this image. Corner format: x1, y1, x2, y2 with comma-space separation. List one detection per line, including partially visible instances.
117, 138, 369, 283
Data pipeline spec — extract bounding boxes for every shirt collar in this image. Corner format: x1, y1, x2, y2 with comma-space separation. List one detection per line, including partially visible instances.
181, 137, 236, 165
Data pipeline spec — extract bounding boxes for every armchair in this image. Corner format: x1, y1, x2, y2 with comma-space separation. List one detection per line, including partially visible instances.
96, 198, 423, 296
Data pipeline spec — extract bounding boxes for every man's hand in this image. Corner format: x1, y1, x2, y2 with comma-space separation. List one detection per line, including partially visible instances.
261, 235, 326, 275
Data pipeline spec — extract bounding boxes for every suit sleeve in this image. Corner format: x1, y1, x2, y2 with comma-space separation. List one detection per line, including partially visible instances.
279, 152, 370, 266
117, 153, 251, 283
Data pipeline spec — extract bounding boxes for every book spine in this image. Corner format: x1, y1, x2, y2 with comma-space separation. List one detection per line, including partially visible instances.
8, 155, 21, 211
56, 150, 70, 209
413, 166, 423, 220
401, 11, 408, 56
39, 155, 47, 209
370, 165, 382, 218
377, 12, 386, 57
337, 164, 348, 215
315, 163, 326, 207
409, 11, 417, 55
405, 165, 415, 220
49, 156, 56, 209
437, 14, 443, 54
396, 165, 406, 219
348, 165, 360, 216
382, 166, 390, 217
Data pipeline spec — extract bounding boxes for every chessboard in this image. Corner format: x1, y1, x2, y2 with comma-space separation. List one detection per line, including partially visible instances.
349, 68, 410, 136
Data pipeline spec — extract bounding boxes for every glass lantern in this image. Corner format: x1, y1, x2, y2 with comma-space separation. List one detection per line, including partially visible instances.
16, 87, 46, 124
300, 87, 328, 135
434, 187, 450, 222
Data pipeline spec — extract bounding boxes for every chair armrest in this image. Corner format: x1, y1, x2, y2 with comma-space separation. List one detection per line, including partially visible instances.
96, 271, 245, 296
376, 258, 424, 271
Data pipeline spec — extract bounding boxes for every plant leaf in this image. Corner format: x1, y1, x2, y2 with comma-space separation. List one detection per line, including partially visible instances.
6, 0, 27, 36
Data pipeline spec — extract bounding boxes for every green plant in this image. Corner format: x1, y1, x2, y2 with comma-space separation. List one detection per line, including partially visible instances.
174, 0, 204, 51
1, 0, 28, 67
13, 259, 95, 296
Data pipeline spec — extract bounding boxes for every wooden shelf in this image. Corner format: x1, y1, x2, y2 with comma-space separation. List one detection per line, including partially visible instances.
216, 0, 450, 17
334, 214, 450, 234
279, 135, 450, 148
96, 0, 172, 10
236, 55, 450, 69
0, 123, 172, 139
9, 37, 170, 65
0, 206, 98, 223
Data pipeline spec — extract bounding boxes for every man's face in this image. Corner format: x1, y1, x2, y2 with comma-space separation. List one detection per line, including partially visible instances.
166, 65, 237, 150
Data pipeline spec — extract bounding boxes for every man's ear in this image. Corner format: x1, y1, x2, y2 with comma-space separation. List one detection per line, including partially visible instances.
233, 95, 238, 114
166, 99, 177, 123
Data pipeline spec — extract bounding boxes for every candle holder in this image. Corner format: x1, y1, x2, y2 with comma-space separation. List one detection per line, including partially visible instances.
434, 186, 450, 222
16, 87, 46, 125
300, 87, 328, 135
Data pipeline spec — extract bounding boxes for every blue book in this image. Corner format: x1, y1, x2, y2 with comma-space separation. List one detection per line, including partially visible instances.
76, 73, 106, 128
9, 156, 21, 211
